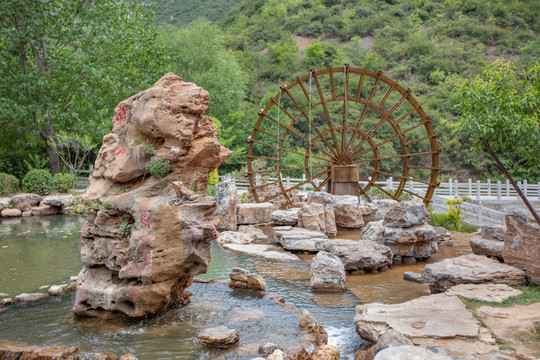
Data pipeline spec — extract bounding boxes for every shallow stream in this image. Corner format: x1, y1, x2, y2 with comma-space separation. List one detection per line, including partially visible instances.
0, 216, 472, 359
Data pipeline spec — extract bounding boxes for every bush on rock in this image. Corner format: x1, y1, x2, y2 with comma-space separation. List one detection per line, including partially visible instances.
52, 173, 74, 192
0, 173, 19, 196
22, 169, 53, 195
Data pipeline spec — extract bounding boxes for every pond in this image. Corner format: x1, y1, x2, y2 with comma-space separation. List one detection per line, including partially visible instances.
0, 216, 472, 359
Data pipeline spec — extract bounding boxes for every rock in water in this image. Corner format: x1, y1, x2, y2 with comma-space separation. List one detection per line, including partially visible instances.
229, 268, 266, 293
214, 181, 237, 231
298, 203, 326, 234
310, 251, 346, 292
197, 326, 239, 348
73, 73, 231, 319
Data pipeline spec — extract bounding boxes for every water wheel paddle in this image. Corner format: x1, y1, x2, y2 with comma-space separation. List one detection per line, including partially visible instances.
247, 65, 440, 208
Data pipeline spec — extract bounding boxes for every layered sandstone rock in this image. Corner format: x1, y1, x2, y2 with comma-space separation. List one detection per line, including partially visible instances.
502, 209, 540, 285
74, 73, 231, 319
310, 251, 346, 291
214, 181, 237, 231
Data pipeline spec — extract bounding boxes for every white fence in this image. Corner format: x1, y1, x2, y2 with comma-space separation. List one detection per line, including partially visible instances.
219, 175, 540, 202
430, 196, 506, 226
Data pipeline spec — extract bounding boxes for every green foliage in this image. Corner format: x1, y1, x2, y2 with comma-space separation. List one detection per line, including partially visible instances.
146, 157, 171, 177
52, 173, 75, 193
463, 284, 540, 309
23, 154, 49, 171
208, 169, 219, 185
428, 196, 472, 232
101, 200, 115, 210
144, 145, 156, 158
118, 221, 133, 238
22, 169, 53, 195
0, 173, 19, 196
305, 41, 343, 68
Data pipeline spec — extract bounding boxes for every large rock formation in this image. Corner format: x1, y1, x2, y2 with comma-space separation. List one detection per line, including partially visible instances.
73, 73, 232, 319
502, 209, 540, 285
310, 251, 346, 291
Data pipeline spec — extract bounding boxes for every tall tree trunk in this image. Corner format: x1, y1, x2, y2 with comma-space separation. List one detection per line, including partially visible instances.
485, 143, 540, 225
46, 143, 61, 174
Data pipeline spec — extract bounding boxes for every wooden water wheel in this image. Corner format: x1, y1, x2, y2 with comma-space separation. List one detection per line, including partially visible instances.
246, 65, 440, 208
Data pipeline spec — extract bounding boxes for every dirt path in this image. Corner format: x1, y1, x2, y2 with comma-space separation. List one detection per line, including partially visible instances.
476, 303, 540, 358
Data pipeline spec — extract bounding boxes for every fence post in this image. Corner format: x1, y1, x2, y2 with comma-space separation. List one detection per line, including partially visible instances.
389, 177, 393, 190
523, 180, 528, 197
454, 180, 459, 198
302, 174, 306, 191
478, 201, 483, 226
449, 178, 453, 197
468, 178, 472, 197
506, 179, 510, 197
476, 181, 481, 201
286, 176, 291, 188
409, 180, 414, 194
486, 179, 491, 197
496, 181, 501, 200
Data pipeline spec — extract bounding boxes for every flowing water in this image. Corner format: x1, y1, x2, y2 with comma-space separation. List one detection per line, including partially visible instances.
0, 216, 473, 359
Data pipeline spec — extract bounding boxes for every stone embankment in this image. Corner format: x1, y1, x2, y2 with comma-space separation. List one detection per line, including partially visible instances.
0, 193, 82, 218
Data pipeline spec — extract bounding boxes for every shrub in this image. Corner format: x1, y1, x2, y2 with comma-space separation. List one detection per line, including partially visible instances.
22, 169, 53, 195
118, 221, 133, 237
146, 157, 171, 177
144, 144, 156, 158
0, 173, 19, 196
52, 173, 74, 192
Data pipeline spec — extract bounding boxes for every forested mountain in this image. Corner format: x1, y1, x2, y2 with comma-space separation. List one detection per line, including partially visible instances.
156, 0, 539, 180
155, 0, 243, 27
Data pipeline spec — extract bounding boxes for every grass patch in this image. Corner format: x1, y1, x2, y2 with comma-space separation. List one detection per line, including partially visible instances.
460, 222, 478, 233
463, 283, 540, 310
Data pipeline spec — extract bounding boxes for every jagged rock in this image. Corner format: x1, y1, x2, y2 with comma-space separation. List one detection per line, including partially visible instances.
229, 268, 266, 293
434, 227, 453, 245
307, 192, 376, 230
310, 251, 345, 292
321, 240, 393, 272
470, 236, 504, 260
306, 192, 338, 236
0, 201, 9, 211
373, 345, 456, 360
48, 285, 65, 296
273, 226, 328, 252
22, 210, 32, 217
354, 293, 498, 356
74, 73, 230, 319
355, 329, 414, 360
361, 221, 437, 260
267, 349, 285, 360
502, 209, 540, 285
363, 199, 398, 223
221, 244, 301, 262
31, 205, 60, 216
0, 340, 79, 360
237, 202, 274, 225
14, 293, 49, 303
312, 344, 340, 360
217, 231, 255, 245
0, 208, 22, 217
446, 283, 522, 303
214, 181, 237, 231
299, 310, 328, 346
259, 342, 281, 355
382, 202, 427, 228
298, 203, 326, 233
481, 224, 506, 241
238, 225, 268, 242
11, 193, 42, 212
41, 195, 73, 207
271, 208, 299, 226
79, 352, 117, 360
197, 326, 239, 348
0, 298, 12, 306
421, 254, 526, 293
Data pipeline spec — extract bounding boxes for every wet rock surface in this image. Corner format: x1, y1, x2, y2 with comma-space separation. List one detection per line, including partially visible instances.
197, 326, 239, 348
273, 226, 328, 252
321, 239, 393, 272
310, 251, 345, 291
421, 254, 526, 292
229, 268, 266, 293
74, 73, 231, 319
221, 243, 301, 262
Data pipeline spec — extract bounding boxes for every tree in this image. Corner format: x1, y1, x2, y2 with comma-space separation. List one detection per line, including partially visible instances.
158, 20, 248, 120
0, 0, 165, 174
453, 60, 540, 223
54, 132, 95, 189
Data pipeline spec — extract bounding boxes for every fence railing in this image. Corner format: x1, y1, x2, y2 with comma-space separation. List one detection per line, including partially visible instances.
430, 195, 506, 226
218, 175, 540, 201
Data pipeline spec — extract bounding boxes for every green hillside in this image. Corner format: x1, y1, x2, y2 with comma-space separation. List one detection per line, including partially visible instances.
157, 0, 539, 180
155, 0, 243, 27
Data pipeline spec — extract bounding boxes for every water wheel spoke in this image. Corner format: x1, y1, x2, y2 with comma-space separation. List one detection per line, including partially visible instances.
406, 134, 437, 146
350, 150, 441, 164
400, 188, 429, 201
355, 68, 366, 99
341, 64, 349, 157
314, 175, 331, 191
356, 165, 434, 186
395, 103, 422, 125
377, 81, 398, 110
249, 181, 280, 192
313, 70, 341, 157
329, 67, 337, 98
248, 138, 330, 162
247, 155, 279, 161
358, 183, 372, 203
356, 171, 398, 200
252, 126, 283, 141
279, 86, 339, 160
263, 169, 330, 203
247, 163, 331, 175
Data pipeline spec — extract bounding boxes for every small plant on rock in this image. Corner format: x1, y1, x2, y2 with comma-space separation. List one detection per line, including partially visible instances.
144, 144, 156, 158
119, 221, 133, 237
146, 157, 171, 177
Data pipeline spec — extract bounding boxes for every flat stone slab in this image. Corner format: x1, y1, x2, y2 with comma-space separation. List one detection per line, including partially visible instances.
273, 226, 327, 252
470, 236, 503, 259
374, 345, 455, 360
198, 326, 239, 348
320, 239, 393, 272
446, 283, 522, 303
421, 254, 526, 292
271, 208, 299, 226
221, 243, 301, 262
237, 203, 274, 225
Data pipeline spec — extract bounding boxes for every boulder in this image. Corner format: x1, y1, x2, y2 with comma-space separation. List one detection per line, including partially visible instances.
31, 205, 60, 217
214, 181, 237, 231
364, 199, 398, 222
382, 202, 427, 228
321, 240, 393, 272
502, 209, 540, 285
267, 349, 285, 360
298, 203, 326, 233
0, 298, 12, 306
22, 210, 32, 217
229, 308, 264, 322
11, 193, 42, 212
361, 221, 437, 260
271, 208, 299, 226
229, 268, 266, 293
446, 283, 522, 303
373, 345, 456, 360
306, 192, 338, 236
41, 195, 72, 207
217, 231, 255, 245
119, 354, 138, 360
259, 342, 281, 356
310, 251, 346, 292
433, 227, 453, 245
0, 200, 9, 211
299, 310, 328, 346
48, 285, 65, 297
355, 329, 413, 360
197, 326, 239, 348
14, 293, 48, 303
0, 340, 79, 360
238, 225, 268, 242
312, 344, 340, 360
74, 73, 230, 319
470, 236, 504, 260
403, 272, 422, 283
273, 226, 328, 252
1, 208, 22, 218
237, 202, 274, 225
421, 254, 526, 293
221, 244, 301, 262
481, 224, 506, 241
354, 293, 498, 355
